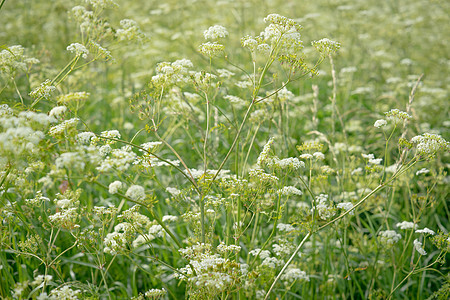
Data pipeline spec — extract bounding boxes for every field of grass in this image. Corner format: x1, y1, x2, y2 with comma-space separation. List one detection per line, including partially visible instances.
0, 0, 449, 299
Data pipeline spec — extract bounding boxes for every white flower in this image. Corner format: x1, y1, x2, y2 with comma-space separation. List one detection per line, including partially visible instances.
49, 106, 67, 118
313, 152, 325, 160
379, 230, 401, 246
277, 186, 302, 196
66, 43, 89, 58
396, 221, 418, 230
415, 228, 435, 235
125, 185, 145, 201
337, 202, 354, 215
413, 239, 427, 255
203, 25, 228, 40
374, 119, 387, 128
109, 181, 124, 194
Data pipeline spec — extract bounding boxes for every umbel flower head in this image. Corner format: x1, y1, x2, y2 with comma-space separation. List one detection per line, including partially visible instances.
312, 38, 341, 56
204, 25, 228, 40
410, 133, 449, 157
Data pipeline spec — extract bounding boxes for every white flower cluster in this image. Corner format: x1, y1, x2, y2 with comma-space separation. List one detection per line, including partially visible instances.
216, 242, 241, 254
374, 119, 387, 128
176, 243, 248, 298
0, 45, 39, 74
261, 256, 284, 268
116, 19, 145, 41
57, 91, 90, 103
203, 25, 228, 40
125, 184, 145, 201
199, 42, 225, 57
49, 106, 67, 118
249, 249, 271, 259
277, 186, 302, 196
314, 194, 336, 220
272, 242, 294, 256
267, 157, 305, 170
413, 239, 427, 255
66, 43, 89, 58
384, 109, 412, 123
48, 207, 79, 229
312, 38, 341, 56
103, 222, 133, 255
277, 223, 295, 232
261, 14, 303, 55
97, 146, 137, 172
162, 215, 178, 222
280, 267, 310, 283
29, 79, 56, 99
257, 137, 275, 167
396, 221, 417, 230
337, 202, 354, 215
410, 133, 449, 157
55, 152, 86, 171
48, 285, 81, 300
152, 59, 193, 88
240, 35, 269, 55
31, 274, 53, 286
108, 180, 125, 194
378, 230, 401, 246
361, 153, 382, 165
48, 118, 79, 137
0, 105, 56, 158
415, 227, 435, 235
249, 168, 279, 184
144, 288, 167, 298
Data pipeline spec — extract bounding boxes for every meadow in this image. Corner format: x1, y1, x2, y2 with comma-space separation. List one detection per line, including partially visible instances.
0, 0, 449, 299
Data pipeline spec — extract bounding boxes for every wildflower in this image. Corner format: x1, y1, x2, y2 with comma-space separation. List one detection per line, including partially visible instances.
300, 153, 313, 160
49, 106, 67, 118
199, 42, 225, 57
313, 152, 325, 160
29, 79, 56, 99
337, 202, 354, 215
384, 109, 412, 123
249, 249, 271, 259
57, 91, 90, 103
217, 243, 241, 254
277, 223, 295, 232
374, 119, 387, 128
49, 285, 81, 299
378, 230, 401, 246
109, 181, 124, 194
413, 239, 427, 255
257, 137, 274, 167
280, 267, 309, 283
274, 157, 305, 170
31, 275, 53, 286
312, 38, 341, 56
314, 194, 336, 220
277, 186, 303, 196
48, 118, 79, 137
125, 185, 145, 201
67, 43, 89, 58
116, 19, 145, 41
396, 221, 418, 230
162, 215, 178, 222
203, 25, 228, 40
416, 228, 435, 235
410, 133, 449, 157
145, 288, 167, 298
